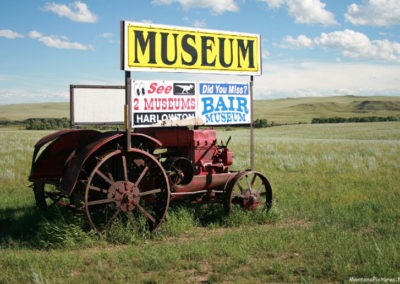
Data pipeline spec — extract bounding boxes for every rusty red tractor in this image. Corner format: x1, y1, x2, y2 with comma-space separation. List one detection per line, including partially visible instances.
29, 127, 272, 235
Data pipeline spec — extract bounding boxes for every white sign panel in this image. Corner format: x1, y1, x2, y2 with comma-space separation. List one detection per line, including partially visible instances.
132, 80, 196, 126
131, 80, 251, 127
197, 83, 251, 125
72, 87, 125, 124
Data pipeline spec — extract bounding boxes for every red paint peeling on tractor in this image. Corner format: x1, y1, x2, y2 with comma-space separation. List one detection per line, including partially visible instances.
30, 129, 101, 182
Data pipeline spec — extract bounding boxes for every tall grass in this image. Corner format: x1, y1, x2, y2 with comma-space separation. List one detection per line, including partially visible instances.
1, 122, 399, 283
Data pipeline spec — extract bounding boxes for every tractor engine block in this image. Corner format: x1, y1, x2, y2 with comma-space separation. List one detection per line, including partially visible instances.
135, 127, 233, 183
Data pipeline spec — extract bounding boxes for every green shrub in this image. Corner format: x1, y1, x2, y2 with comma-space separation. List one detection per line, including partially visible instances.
254, 118, 268, 128
25, 118, 70, 130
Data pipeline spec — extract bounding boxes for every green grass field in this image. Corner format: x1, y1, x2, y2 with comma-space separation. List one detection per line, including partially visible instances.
1, 119, 399, 283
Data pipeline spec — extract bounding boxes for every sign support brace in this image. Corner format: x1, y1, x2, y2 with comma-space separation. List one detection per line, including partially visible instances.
250, 75, 254, 171
125, 71, 132, 151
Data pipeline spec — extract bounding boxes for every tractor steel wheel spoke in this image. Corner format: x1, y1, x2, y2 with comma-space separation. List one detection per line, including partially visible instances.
87, 197, 115, 206
135, 165, 149, 186
139, 188, 161, 197
136, 203, 156, 223
237, 182, 244, 193
251, 174, 257, 187
105, 208, 122, 231
122, 155, 128, 182
95, 169, 114, 185
108, 172, 115, 183
88, 185, 108, 194
245, 175, 252, 191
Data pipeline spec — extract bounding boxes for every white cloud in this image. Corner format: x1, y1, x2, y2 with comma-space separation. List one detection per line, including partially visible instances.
262, 0, 285, 9
43, 1, 98, 23
0, 29, 24, 39
183, 17, 207, 28
192, 19, 207, 28
315, 29, 371, 52
29, 30, 94, 50
256, 61, 400, 98
345, 0, 400, 27
141, 19, 154, 24
99, 33, 113, 39
152, 0, 239, 14
283, 35, 314, 48
260, 0, 337, 25
262, 48, 270, 59
99, 33, 116, 44
282, 30, 400, 62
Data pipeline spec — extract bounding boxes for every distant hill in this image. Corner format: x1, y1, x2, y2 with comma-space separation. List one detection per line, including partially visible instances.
1, 96, 400, 124
252, 95, 400, 123
0, 103, 69, 121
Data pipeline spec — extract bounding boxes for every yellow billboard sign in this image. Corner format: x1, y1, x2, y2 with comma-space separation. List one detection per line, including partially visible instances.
121, 21, 261, 75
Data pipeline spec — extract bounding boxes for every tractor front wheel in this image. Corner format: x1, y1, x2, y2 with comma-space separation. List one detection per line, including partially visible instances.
225, 171, 272, 213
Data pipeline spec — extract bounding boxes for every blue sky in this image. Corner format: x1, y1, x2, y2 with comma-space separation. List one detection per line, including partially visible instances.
1, 0, 400, 105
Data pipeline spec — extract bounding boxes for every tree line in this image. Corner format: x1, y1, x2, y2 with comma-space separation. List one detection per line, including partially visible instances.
0, 118, 70, 130
1, 116, 398, 130
311, 116, 399, 124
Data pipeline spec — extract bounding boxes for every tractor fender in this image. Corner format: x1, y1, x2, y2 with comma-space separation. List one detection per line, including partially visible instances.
29, 129, 101, 182
61, 132, 163, 196
32, 129, 100, 162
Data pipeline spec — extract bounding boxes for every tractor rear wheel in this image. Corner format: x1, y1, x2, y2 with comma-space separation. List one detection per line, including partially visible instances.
84, 148, 170, 236
225, 171, 272, 213
33, 182, 67, 209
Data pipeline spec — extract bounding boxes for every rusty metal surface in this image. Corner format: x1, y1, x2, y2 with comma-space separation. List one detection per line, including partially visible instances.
29, 129, 101, 181
61, 131, 123, 195
136, 127, 232, 175
172, 173, 233, 194
61, 131, 163, 195
33, 129, 85, 149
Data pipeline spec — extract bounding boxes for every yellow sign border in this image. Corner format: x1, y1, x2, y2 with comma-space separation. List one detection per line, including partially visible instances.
121, 21, 261, 75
